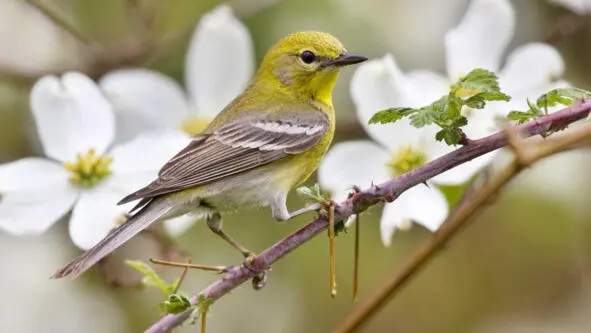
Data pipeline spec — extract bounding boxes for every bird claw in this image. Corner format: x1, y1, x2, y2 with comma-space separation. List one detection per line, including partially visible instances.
237, 252, 271, 290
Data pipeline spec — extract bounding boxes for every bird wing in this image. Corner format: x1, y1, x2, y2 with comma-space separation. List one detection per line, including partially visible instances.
118, 109, 329, 205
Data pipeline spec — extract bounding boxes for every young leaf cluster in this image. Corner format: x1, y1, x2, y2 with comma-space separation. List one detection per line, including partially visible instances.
369, 69, 511, 145
507, 87, 591, 124
125, 260, 197, 315
296, 183, 328, 204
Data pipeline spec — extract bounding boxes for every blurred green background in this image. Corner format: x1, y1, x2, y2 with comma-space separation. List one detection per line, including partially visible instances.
2, 0, 591, 332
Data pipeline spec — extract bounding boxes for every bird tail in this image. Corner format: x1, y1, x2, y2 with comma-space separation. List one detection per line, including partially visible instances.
51, 198, 174, 279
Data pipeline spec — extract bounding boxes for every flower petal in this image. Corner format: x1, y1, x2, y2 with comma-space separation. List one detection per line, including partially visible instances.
0, 158, 77, 235
500, 43, 565, 96
99, 69, 190, 143
109, 131, 191, 191
380, 186, 448, 246
163, 214, 203, 237
110, 131, 190, 173
405, 70, 450, 104
69, 182, 130, 250
31, 72, 115, 162
69, 131, 192, 249
350, 54, 422, 150
432, 152, 496, 185
513, 148, 591, 207
186, 5, 254, 117
445, 0, 515, 80
318, 141, 390, 201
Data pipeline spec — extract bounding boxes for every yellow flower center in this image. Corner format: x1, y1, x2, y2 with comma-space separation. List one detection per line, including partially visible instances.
387, 145, 428, 177
181, 116, 212, 136
64, 148, 113, 187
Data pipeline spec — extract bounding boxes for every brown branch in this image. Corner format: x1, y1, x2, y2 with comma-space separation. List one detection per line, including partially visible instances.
144, 102, 591, 333
7, 1, 281, 82
24, 0, 93, 45
335, 121, 591, 333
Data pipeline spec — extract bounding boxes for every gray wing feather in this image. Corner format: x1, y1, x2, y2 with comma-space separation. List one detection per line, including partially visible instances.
118, 110, 329, 204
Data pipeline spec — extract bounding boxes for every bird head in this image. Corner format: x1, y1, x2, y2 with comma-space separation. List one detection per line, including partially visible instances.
254, 31, 367, 105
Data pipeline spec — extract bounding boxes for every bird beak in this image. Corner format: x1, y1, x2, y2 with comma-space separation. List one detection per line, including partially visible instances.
324, 52, 368, 68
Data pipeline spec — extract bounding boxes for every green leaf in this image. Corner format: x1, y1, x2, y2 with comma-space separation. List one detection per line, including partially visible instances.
536, 88, 591, 114
125, 260, 175, 295
507, 98, 544, 124
507, 110, 536, 124
296, 183, 327, 204
368, 107, 415, 125
453, 68, 502, 94
435, 128, 462, 145
410, 96, 447, 127
444, 93, 463, 121
464, 91, 511, 109
160, 293, 192, 314
451, 116, 468, 127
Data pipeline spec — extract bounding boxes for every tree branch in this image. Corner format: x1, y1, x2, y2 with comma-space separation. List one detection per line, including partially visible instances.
334, 119, 591, 333
145, 102, 591, 333
8, 1, 281, 82
24, 0, 93, 45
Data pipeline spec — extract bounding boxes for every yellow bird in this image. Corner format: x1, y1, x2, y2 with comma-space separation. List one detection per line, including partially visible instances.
53, 31, 367, 279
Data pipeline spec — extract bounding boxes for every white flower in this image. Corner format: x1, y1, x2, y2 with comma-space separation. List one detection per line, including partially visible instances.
319, 0, 568, 246
549, 0, 591, 14
98, 5, 254, 236
349, 0, 566, 186
99, 5, 254, 143
318, 57, 449, 246
0, 72, 189, 250
0, 0, 82, 75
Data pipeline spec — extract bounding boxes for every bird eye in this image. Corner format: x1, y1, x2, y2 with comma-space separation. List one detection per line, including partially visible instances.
300, 50, 316, 64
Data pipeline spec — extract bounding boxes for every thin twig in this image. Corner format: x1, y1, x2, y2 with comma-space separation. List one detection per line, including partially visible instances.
10, 0, 282, 81
353, 214, 360, 301
149, 258, 226, 273
504, 124, 532, 166
144, 102, 591, 333
328, 202, 337, 297
334, 123, 591, 333
174, 259, 191, 293
24, 0, 93, 44
201, 308, 207, 333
